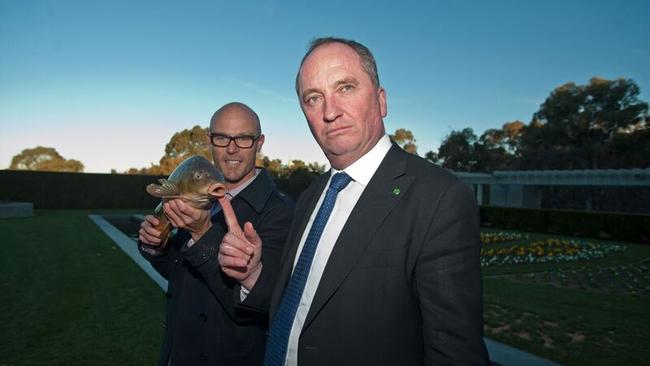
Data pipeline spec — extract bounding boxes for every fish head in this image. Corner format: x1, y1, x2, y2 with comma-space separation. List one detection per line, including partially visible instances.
188, 165, 228, 201
146, 155, 227, 208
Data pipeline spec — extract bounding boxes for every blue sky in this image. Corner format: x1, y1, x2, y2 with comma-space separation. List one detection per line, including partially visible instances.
1, 0, 648, 173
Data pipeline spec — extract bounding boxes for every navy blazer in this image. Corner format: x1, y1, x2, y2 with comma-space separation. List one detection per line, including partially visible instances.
140, 169, 294, 366
269, 144, 488, 365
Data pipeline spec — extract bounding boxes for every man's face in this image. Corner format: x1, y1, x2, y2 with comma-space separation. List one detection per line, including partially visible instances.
209, 111, 264, 189
297, 42, 387, 169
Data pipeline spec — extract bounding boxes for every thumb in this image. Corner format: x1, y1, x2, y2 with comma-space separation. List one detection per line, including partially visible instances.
243, 222, 261, 247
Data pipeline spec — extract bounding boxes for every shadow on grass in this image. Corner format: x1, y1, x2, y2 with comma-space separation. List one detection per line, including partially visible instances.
0, 209, 164, 366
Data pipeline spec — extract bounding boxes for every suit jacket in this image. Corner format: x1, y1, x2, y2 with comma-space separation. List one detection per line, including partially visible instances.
140, 169, 294, 366
269, 144, 488, 365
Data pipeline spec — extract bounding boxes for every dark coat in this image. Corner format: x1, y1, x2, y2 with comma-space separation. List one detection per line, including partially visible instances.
269, 144, 489, 365
140, 170, 294, 366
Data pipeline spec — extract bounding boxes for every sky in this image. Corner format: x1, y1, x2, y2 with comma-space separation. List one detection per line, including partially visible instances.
1, 0, 649, 173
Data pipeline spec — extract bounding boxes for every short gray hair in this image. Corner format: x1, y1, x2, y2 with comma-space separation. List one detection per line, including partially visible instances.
295, 37, 380, 95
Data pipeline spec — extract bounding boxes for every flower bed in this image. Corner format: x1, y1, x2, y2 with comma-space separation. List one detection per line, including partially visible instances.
480, 238, 626, 267
481, 231, 528, 245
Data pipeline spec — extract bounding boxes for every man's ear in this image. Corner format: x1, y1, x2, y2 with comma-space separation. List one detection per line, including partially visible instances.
378, 87, 387, 117
257, 134, 265, 152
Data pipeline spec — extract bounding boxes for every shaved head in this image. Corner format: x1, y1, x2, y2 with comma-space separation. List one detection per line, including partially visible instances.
210, 102, 261, 135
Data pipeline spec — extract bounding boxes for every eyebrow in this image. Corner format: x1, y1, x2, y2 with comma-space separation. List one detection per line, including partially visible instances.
301, 77, 360, 100
301, 87, 321, 101
333, 77, 359, 88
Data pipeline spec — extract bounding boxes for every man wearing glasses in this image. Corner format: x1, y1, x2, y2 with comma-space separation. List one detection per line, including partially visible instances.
138, 102, 294, 366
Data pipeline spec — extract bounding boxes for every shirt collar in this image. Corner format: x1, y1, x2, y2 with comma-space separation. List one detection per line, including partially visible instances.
227, 168, 260, 198
212, 168, 275, 217
331, 134, 391, 187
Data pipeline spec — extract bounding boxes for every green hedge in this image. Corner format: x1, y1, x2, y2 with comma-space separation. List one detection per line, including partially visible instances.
480, 206, 650, 244
272, 168, 320, 201
3, 170, 649, 244
0, 169, 315, 209
0, 170, 165, 209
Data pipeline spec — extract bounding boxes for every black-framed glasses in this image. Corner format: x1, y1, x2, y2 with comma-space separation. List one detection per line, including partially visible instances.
208, 133, 260, 148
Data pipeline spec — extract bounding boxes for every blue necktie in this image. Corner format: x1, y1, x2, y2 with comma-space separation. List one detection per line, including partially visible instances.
264, 172, 352, 366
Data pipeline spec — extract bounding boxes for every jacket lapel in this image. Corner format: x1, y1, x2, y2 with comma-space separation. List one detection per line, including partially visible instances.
303, 145, 414, 329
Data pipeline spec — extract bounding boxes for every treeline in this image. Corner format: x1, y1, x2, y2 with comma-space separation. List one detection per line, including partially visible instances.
8, 77, 649, 177
120, 125, 328, 177
118, 125, 327, 198
426, 77, 649, 172
9, 146, 84, 172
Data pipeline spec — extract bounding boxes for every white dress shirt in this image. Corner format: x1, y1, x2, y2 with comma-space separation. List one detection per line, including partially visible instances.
284, 135, 392, 366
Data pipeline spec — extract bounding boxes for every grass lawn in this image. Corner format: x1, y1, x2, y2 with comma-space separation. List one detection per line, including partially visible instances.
482, 230, 650, 365
0, 209, 164, 365
2, 210, 649, 365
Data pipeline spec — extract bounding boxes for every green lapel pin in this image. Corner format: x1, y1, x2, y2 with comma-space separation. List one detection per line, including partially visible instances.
392, 187, 401, 196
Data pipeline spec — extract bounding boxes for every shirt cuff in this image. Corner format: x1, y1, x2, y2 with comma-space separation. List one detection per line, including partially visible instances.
140, 243, 159, 255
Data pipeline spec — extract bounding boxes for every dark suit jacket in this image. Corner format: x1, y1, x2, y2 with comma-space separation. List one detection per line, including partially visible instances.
269, 144, 488, 365
140, 170, 294, 366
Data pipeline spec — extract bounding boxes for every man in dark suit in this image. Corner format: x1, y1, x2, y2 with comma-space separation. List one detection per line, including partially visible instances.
219, 39, 488, 365
138, 102, 294, 365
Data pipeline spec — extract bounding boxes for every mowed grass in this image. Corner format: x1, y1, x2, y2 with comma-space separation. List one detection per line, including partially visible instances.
0, 210, 164, 365
3, 211, 649, 365
482, 231, 650, 365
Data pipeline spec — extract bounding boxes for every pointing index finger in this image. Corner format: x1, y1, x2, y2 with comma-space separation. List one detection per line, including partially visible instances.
218, 196, 243, 237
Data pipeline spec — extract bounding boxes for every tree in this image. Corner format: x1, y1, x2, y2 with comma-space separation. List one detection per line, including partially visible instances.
307, 161, 326, 174
607, 119, 650, 168
434, 122, 523, 172
389, 128, 418, 155
10, 146, 84, 172
520, 77, 649, 169
427, 78, 649, 171
126, 125, 211, 175
437, 128, 479, 172
501, 120, 525, 153
257, 154, 284, 177
474, 121, 525, 171
424, 151, 440, 165
257, 156, 326, 199
158, 125, 212, 174
480, 121, 525, 155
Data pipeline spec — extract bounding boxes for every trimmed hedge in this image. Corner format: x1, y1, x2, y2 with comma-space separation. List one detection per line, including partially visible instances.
3, 170, 648, 244
480, 206, 650, 244
0, 170, 164, 209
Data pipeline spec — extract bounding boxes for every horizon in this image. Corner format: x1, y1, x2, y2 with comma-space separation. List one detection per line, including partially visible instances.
2, 0, 649, 173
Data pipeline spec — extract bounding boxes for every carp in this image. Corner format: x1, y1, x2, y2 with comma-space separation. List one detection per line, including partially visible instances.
144, 155, 241, 252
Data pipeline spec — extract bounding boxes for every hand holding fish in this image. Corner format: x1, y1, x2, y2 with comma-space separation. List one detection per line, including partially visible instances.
145, 155, 229, 252
163, 199, 213, 241
139, 215, 162, 245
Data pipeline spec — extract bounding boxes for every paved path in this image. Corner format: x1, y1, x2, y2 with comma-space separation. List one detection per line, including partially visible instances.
89, 214, 167, 291
0, 201, 33, 218
486, 338, 561, 366
90, 214, 562, 366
